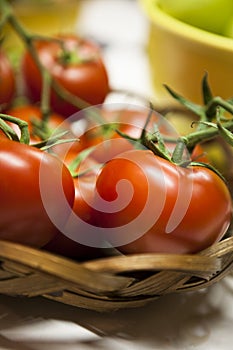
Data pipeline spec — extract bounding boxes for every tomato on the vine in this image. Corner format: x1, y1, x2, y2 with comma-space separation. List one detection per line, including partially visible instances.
6, 104, 68, 142
71, 107, 175, 163
5, 104, 81, 157
0, 50, 15, 109
0, 140, 75, 248
93, 149, 232, 254
44, 153, 103, 259
21, 34, 110, 117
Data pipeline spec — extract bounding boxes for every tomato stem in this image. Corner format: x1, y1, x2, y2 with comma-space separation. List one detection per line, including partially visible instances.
205, 96, 233, 117
0, 119, 19, 142
70, 147, 99, 177
57, 49, 94, 66
0, 114, 30, 144
163, 75, 233, 164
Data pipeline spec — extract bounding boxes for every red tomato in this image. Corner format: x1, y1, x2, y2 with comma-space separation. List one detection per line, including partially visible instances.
6, 104, 80, 156
6, 104, 70, 142
63, 152, 100, 224
0, 130, 8, 140
71, 107, 171, 163
0, 51, 15, 109
0, 140, 75, 247
44, 153, 103, 259
191, 144, 209, 163
21, 34, 110, 117
93, 149, 232, 254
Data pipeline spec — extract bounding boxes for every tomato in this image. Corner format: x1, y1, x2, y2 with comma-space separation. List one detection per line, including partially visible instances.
5, 104, 80, 156
44, 152, 103, 259
21, 34, 110, 117
0, 129, 9, 140
0, 140, 75, 247
70, 107, 175, 163
93, 111, 209, 164
71, 108, 144, 163
191, 144, 209, 163
63, 152, 100, 225
6, 104, 67, 142
93, 149, 232, 254
0, 50, 15, 109
158, 0, 233, 35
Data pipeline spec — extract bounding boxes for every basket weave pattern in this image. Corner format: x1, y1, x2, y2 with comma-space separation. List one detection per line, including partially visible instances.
0, 230, 233, 312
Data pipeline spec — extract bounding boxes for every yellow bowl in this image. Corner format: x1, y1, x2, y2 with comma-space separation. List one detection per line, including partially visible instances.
139, 0, 233, 106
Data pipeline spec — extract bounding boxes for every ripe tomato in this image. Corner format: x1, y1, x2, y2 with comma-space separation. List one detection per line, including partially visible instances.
191, 144, 209, 163
94, 149, 232, 254
0, 51, 15, 109
44, 153, 103, 259
0, 140, 75, 247
6, 104, 68, 142
0, 129, 9, 140
5, 104, 80, 156
21, 34, 110, 117
71, 107, 173, 163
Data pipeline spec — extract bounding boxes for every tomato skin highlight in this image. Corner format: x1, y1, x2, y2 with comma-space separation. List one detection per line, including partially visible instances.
0, 51, 15, 109
0, 140, 75, 248
94, 149, 232, 254
21, 35, 110, 117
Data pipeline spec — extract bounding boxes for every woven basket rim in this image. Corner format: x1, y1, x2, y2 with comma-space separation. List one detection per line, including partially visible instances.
0, 228, 233, 311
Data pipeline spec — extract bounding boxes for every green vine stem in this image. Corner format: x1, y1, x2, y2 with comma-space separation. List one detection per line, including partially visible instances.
0, 119, 19, 142
162, 75, 233, 165
170, 119, 233, 164
0, 114, 30, 144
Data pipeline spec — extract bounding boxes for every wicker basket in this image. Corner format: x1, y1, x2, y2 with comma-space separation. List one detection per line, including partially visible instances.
0, 145, 232, 312
0, 149, 232, 313
0, 225, 233, 312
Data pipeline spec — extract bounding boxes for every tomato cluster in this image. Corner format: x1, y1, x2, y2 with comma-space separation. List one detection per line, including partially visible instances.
0, 28, 232, 261
0, 33, 110, 257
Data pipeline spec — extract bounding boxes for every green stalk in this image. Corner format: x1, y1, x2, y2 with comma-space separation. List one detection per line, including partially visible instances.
205, 96, 233, 117
0, 114, 30, 144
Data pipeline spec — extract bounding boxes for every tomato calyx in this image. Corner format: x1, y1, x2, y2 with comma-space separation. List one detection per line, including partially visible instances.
57, 48, 97, 66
